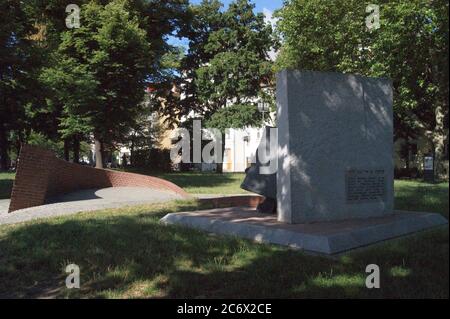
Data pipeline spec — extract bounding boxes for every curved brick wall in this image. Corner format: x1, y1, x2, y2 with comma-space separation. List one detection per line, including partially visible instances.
8, 145, 189, 212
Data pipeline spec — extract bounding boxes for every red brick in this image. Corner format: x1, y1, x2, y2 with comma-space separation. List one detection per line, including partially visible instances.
8, 145, 189, 213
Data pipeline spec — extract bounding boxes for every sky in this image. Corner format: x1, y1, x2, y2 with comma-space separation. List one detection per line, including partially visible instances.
167, 0, 284, 48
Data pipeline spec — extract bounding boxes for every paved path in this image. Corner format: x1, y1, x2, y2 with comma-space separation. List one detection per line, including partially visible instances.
0, 199, 10, 214
0, 187, 183, 226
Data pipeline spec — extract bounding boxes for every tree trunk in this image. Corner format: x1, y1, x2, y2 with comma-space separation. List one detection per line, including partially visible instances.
130, 136, 135, 167
404, 138, 410, 170
63, 139, 70, 161
94, 138, 104, 168
0, 123, 8, 171
73, 137, 80, 164
15, 139, 21, 166
216, 131, 226, 174
432, 103, 447, 179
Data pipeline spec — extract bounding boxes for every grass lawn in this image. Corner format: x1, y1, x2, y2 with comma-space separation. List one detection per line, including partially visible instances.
122, 168, 250, 195
0, 176, 447, 298
156, 172, 250, 194
0, 171, 250, 199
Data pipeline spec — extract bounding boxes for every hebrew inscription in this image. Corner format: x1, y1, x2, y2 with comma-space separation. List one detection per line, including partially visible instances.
346, 169, 386, 203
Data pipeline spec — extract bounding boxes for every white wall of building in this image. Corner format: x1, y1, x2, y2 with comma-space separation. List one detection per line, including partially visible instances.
223, 127, 264, 172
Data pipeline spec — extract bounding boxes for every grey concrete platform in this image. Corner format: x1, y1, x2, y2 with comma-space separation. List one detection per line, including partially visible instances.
161, 207, 448, 254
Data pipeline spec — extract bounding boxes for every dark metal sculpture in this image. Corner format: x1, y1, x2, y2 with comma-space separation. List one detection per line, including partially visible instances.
240, 126, 277, 214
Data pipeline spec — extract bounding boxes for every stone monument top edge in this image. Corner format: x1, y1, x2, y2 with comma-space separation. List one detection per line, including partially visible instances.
276, 69, 392, 85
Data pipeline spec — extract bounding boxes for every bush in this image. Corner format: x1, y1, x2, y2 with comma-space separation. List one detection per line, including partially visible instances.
131, 148, 172, 171
394, 167, 423, 179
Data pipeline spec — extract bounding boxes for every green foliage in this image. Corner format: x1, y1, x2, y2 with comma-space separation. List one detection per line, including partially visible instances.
0, 0, 43, 168
1, 0, 191, 168
27, 131, 65, 157
276, 0, 370, 72
196, 0, 273, 112
42, 0, 152, 146
205, 104, 262, 132
25, 131, 91, 160
276, 0, 449, 143
39, 56, 96, 140
161, 0, 275, 127
3, 0, 447, 174
123, 102, 167, 167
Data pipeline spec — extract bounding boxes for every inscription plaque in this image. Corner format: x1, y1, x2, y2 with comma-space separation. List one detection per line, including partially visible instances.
346, 169, 386, 203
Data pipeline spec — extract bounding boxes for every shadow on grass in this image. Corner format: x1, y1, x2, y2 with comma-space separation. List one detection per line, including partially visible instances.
0, 207, 447, 298
395, 182, 449, 219
0, 181, 447, 298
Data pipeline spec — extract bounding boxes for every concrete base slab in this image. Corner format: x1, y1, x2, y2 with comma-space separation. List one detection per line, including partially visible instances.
161, 207, 448, 254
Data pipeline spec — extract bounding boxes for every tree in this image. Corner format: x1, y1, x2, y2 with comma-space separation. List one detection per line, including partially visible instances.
197, 0, 274, 172
40, 58, 96, 163
123, 93, 165, 166
37, 0, 191, 167
150, 0, 225, 124
276, 0, 449, 177
42, 0, 151, 168
13, 0, 84, 162
205, 104, 262, 132
192, 0, 273, 113
0, 0, 42, 170
161, 0, 275, 172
